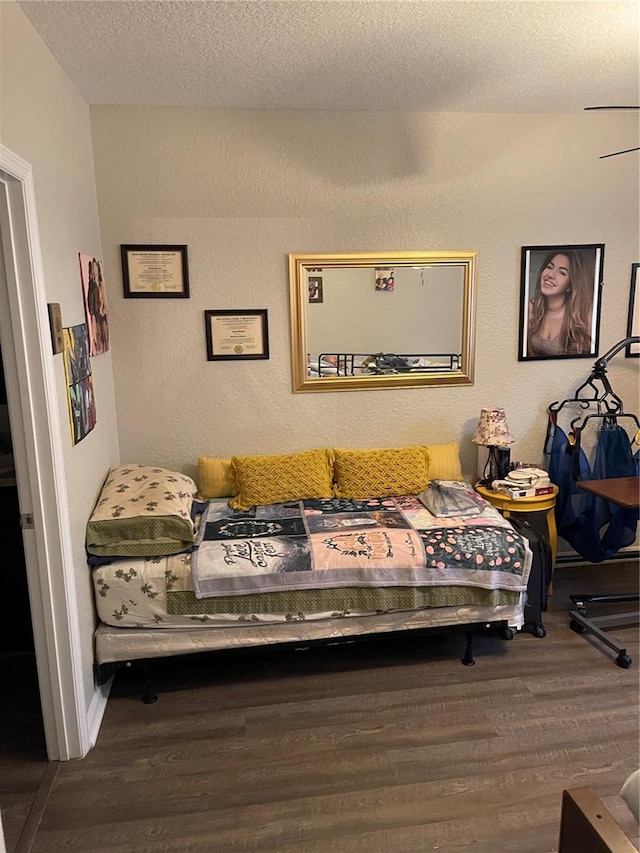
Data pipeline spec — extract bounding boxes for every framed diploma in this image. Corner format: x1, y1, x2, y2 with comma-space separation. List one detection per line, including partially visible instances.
121, 244, 190, 298
205, 309, 270, 361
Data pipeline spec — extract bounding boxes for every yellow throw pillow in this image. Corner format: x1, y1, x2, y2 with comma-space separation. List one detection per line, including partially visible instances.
229, 449, 335, 510
197, 456, 235, 498
425, 441, 463, 481
333, 446, 430, 499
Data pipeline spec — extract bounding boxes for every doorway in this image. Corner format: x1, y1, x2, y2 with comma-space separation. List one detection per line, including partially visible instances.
0, 223, 46, 767
0, 339, 47, 768
0, 145, 92, 761
0, 346, 36, 653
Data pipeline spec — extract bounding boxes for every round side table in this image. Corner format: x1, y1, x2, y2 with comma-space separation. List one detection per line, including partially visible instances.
474, 483, 558, 572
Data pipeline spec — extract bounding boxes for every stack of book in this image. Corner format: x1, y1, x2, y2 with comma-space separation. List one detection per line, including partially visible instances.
492, 482, 554, 500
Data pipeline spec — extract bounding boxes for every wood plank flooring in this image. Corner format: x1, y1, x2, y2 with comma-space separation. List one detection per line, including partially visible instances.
2, 560, 638, 853
0, 651, 47, 853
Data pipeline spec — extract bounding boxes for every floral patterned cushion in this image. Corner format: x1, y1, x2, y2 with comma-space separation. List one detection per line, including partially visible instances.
86, 464, 197, 557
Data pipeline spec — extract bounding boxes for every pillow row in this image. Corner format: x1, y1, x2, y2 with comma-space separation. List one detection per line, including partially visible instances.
199, 442, 464, 510
86, 446, 464, 558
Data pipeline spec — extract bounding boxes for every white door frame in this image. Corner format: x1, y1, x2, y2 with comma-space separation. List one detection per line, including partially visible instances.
0, 144, 89, 760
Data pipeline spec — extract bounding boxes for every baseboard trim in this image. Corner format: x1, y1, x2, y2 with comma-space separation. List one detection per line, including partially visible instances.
86, 677, 112, 752
556, 548, 640, 568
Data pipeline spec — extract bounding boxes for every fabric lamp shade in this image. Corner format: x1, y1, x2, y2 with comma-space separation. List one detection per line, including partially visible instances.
472, 408, 515, 448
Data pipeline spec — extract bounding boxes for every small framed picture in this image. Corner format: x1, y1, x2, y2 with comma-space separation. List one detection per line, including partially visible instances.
626, 263, 640, 357
518, 244, 604, 361
374, 267, 395, 291
204, 309, 269, 361
308, 276, 323, 303
47, 303, 63, 354
121, 245, 189, 298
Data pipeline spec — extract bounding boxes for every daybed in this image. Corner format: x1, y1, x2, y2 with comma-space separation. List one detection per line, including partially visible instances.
88, 444, 537, 698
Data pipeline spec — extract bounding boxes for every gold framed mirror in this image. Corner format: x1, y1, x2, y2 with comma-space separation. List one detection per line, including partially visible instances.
289, 251, 477, 392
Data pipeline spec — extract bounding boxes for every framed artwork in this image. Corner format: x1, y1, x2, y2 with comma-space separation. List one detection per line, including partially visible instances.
204, 309, 269, 361
625, 263, 639, 357
121, 244, 189, 298
62, 324, 96, 445
518, 244, 604, 361
79, 253, 109, 355
308, 276, 323, 303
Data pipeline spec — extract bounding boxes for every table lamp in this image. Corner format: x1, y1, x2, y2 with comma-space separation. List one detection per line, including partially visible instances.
472, 408, 515, 486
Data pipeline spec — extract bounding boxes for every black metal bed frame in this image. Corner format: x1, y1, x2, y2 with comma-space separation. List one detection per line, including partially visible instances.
316, 352, 461, 377
94, 617, 521, 704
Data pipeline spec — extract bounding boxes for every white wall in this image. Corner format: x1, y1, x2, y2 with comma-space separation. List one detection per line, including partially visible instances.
91, 107, 639, 481
0, 3, 120, 715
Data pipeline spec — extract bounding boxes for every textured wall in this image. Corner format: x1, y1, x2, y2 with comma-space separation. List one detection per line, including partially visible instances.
1, 3, 120, 712
90, 107, 639, 485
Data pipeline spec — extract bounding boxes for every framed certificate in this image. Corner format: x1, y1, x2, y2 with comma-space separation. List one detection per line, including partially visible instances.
205, 309, 270, 361
121, 245, 189, 298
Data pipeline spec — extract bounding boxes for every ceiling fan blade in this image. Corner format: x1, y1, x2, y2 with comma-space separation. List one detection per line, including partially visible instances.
584, 105, 640, 110
600, 146, 640, 159
583, 106, 639, 157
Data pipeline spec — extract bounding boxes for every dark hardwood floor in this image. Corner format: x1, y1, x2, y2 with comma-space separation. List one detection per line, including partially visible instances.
0, 651, 46, 853
2, 559, 638, 853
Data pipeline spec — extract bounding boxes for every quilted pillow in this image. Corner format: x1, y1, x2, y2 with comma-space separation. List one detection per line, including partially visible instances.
229, 449, 335, 510
197, 456, 235, 499
425, 442, 463, 481
86, 464, 197, 557
333, 446, 430, 499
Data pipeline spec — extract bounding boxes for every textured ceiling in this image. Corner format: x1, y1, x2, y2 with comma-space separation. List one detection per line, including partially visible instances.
17, 0, 640, 113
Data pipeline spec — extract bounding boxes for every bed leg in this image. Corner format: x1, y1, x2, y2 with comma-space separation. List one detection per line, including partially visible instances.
461, 631, 476, 666
141, 663, 158, 704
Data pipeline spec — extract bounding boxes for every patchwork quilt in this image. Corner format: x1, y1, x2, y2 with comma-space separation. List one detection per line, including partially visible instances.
191, 483, 531, 600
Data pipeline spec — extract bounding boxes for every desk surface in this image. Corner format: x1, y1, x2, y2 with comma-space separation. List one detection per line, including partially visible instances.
577, 477, 640, 509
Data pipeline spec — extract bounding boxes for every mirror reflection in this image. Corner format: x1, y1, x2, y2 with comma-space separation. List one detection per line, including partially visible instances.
289, 252, 477, 392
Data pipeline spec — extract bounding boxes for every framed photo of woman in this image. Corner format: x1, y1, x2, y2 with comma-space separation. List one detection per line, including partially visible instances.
518, 244, 604, 361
